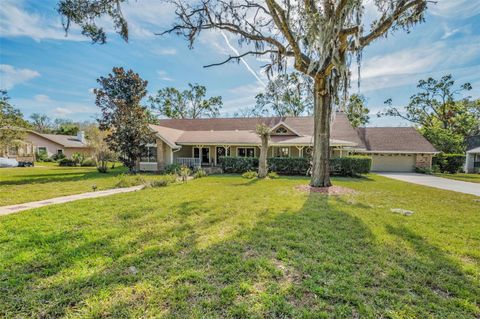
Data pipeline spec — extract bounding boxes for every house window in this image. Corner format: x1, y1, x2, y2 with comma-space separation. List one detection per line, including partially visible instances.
57, 149, 63, 155
237, 147, 255, 158
140, 146, 157, 162
274, 127, 288, 134
8, 147, 18, 156
37, 147, 47, 154
273, 147, 290, 157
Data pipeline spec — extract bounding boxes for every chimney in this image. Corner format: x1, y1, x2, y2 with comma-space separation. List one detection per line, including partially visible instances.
77, 131, 86, 144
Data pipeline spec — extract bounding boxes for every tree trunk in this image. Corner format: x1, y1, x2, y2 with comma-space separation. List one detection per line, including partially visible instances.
258, 135, 269, 178
310, 77, 332, 187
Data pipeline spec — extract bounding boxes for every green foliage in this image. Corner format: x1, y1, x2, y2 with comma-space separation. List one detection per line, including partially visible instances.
95, 67, 154, 172
268, 157, 310, 175
114, 174, 146, 188
380, 74, 480, 153
146, 175, 177, 188
179, 165, 191, 182
35, 151, 50, 162
58, 158, 76, 167
345, 94, 370, 128
414, 166, 433, 175
149, 83, 222, 119
81, 158, 96, 167
51, 153, 66, 161
330, 156, 372, 176
222, 156, 371, 176
72, 152, 86, 166
0, 90, 29, 153
242, 170, 258, 179
193, 168, 207, 179
164, 163, 181, 174
267, 171, 280, 179
251, 72, 313, 117
433, 154, 466, 174
220, 156, 258, 173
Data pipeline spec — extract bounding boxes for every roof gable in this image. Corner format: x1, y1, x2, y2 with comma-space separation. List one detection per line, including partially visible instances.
269, 122, 302, 136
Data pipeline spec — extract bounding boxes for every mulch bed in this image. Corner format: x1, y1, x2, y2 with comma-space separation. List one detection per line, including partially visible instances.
295, 185, 357, 195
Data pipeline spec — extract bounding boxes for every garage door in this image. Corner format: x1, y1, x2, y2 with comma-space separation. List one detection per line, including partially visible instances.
371, 154, 416, 172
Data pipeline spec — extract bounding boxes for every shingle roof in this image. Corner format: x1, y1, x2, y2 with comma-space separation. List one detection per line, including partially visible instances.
356, 127, 437, 153
151, 112, 364, 147
32, 132, 88, 148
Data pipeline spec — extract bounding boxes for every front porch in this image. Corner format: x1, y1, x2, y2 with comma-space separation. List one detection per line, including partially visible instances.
139, 141, 355, 172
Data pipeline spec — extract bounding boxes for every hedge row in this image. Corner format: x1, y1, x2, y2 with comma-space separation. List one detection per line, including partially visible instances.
219, 156, 372, 176
432, 154, 465, 173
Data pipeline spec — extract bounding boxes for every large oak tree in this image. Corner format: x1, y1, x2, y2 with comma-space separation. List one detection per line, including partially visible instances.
95, 67, 154, 172
58, 0, 429, 187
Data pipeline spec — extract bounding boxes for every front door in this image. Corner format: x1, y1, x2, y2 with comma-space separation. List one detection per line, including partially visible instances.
201, 147, 210, 164
194, 147, 210, 165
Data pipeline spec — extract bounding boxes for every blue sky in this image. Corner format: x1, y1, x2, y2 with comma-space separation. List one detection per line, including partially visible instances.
1, 0, 479, 126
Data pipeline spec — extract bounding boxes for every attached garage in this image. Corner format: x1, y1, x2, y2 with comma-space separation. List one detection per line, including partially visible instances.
370, 154, 416, 172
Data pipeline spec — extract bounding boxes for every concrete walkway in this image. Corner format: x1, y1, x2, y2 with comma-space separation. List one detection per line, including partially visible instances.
0, 185, 144, 216
378, 173, 480, 196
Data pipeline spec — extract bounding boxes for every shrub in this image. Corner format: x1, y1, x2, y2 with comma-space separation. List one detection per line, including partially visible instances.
35, 152, 49, 162
114, 174, 146, 188
58, 158, 76, 167
97, 166, 108, 173
221, 156, 371, 176
179, 165, 191, 182
433, 153, 465, 173
242, 170, 258, 179
72, 152, 86, 166
193, 168, 207, 179
164, 163, 181, 174
267, 171, 279, 179
267, 157, 310, 175
81, 158, 96, 167
220, 156, 258, 173
148, 179, 169, 188
415, 166, 433, 174
330, 156, 372, 176
51, 153, 65, 161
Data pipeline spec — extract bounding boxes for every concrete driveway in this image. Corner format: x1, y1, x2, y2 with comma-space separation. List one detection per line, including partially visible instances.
377, 172, 480, 197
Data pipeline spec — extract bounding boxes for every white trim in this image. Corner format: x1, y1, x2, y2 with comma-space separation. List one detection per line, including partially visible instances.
269, 122, 303, 136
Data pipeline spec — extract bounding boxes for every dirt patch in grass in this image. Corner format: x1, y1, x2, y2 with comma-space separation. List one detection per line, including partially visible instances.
295, 184, 357, 195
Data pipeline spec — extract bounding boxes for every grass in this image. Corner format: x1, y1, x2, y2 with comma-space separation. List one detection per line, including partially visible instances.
0, 163, 169, 206
435, 172, 480, 183
0, 174, 478, 318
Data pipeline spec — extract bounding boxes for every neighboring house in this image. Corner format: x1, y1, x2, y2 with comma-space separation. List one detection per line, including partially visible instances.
465, 135, 480, 173
26, 131, 91, 158
142, 112, 437, 172
2, 140, 35, 163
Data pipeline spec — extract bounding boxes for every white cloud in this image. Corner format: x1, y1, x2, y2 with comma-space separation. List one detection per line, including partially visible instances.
34, 94, 51, 103
53, 107, 73, 116
0, 0, 83, 41
0, 64, 40, 89
351, 37, 480, 92
430, 0, 480, 18
157, 70, 174, 81
153, 48, 177, 56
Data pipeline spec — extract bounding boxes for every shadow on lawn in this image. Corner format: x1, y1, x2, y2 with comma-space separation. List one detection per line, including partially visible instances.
1, 193, 478, 318
0, 168, 127, 186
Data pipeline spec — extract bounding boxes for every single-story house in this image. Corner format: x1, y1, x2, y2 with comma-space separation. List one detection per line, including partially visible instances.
26, 131, 91, 158
140, 112, 437, 172
465, 135, 480, 173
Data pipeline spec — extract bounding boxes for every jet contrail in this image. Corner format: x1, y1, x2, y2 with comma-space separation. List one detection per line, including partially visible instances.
221, 31, 267, 87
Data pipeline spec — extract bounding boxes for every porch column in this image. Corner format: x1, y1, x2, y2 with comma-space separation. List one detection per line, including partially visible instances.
295, 146, 304, 158
156, 139, 165, 171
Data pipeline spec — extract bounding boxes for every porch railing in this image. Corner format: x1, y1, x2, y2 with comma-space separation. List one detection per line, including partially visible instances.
176, 157, 201, 168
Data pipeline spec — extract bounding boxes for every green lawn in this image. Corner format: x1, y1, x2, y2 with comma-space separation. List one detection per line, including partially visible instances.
0, 175, 478, 318
0, 164, 132, 206
436, 172, 480, 183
